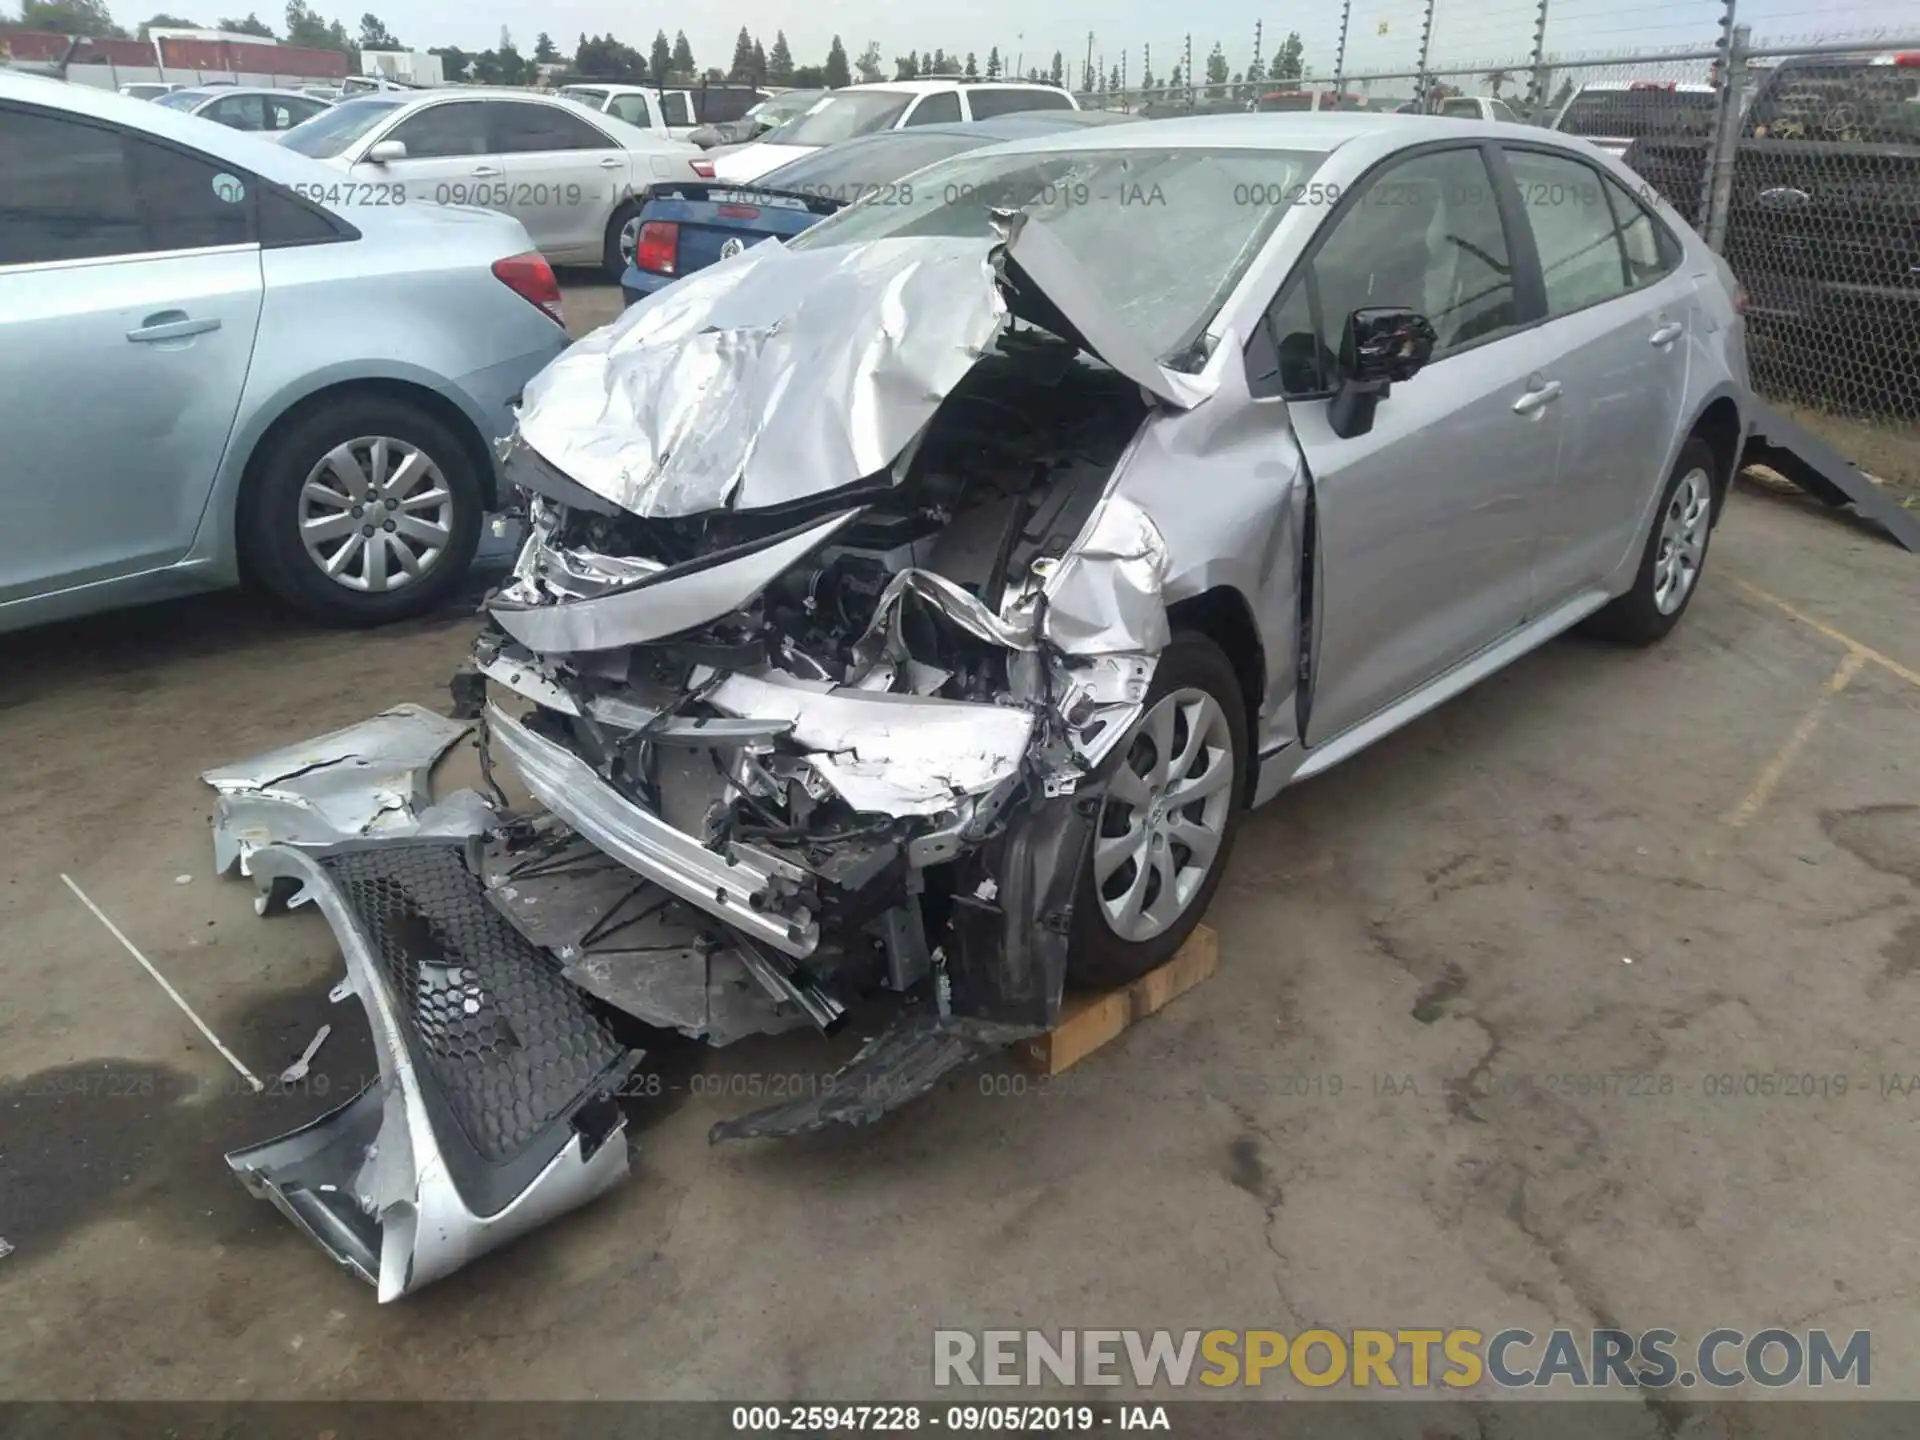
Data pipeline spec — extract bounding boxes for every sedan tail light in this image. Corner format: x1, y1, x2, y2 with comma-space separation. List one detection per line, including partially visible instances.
492, 251, 565, 327
635, 220, 679, 275
690, 159, 716, 178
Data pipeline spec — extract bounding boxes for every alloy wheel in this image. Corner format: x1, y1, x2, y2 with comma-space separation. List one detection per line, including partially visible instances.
297, 436, 454, 594
1652, 466, 1711, 615
1093, 687, 1236, 943
619, 213, 644, 267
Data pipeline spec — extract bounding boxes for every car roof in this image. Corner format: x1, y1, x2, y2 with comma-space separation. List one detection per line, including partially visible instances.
846, 79, 1075, 96
183, 85, 318, 100
970, 109, 1521, 156
1573, 81, 1717, 93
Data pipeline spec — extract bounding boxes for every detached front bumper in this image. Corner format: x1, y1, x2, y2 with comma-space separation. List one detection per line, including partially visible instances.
227, 840, 637, 1302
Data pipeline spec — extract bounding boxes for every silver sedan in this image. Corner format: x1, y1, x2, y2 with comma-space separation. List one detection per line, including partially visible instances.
280, 90, 707, 278
211, 111, 1754, 1294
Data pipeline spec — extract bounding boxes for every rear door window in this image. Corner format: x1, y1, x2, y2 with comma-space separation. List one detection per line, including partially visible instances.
492, 102, 616, 153
606, 94, 654, 127
660, 92, 694, 127
1506, 148, 1635, 314
903, 91, 961, 126
967, 88, 1072, 119
205, 93, 267, 130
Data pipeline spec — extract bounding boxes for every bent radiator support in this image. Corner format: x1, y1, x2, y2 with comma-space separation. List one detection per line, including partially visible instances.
228, 841, 638, 1301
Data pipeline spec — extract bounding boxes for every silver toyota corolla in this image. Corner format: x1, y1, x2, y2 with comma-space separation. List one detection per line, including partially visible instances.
212, 113, 1751, 1297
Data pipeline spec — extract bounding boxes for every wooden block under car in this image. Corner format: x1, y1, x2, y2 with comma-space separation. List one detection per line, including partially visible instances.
1019, 925, 1218, 1075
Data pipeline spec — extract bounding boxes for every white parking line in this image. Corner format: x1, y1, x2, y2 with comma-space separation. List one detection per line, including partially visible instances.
60, 873, 263, 1092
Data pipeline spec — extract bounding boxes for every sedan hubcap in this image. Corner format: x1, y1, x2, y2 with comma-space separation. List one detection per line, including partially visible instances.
1652, 466, 1711, 615
1094, 688, 1235, 944
619, 214, 644, 266
298, 436, 453, 594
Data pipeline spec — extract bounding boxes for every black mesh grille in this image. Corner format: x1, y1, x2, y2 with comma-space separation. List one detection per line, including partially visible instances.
321, 845, 625, 1162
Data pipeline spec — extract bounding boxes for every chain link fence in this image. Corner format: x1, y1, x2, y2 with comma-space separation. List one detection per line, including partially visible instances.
1069, 0, 1920, 482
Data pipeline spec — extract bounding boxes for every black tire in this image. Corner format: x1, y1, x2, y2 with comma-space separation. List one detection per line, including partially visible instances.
1067, 632, 1249, 989
1579, 435, 1719, 647
239, 394, 483, 626
603, 200, 643, 281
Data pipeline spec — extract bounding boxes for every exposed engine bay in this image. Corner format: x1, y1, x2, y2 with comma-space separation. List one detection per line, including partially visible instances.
207, 215, 1205, 1300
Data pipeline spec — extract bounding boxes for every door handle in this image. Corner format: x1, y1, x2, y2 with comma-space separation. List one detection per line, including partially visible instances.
470, 164, 502, 177
126, 313, 221, 343
598, 156, 625, 168
1511, 380, 1562, 415
1649, 321, 1684, 346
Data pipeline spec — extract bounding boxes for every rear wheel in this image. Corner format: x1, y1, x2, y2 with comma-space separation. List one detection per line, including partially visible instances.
604, 200, 644, 281
1581, 435, 1717, 646
1067, 633, 1248, 989
240, 395, 482, 626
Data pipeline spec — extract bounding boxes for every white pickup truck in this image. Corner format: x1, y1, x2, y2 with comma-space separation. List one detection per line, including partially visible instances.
559, 82, 766, 142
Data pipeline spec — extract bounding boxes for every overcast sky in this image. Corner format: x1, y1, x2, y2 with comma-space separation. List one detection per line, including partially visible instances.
73, 0, 1920, 78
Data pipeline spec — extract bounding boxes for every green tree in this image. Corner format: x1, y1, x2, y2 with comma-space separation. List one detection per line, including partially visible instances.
427, 42, 467, 79
356, 12, 396, 49
1048, 50, 1061, 86
138, 12, 196, 37
216, 10, 271, 34
1168, 62, 1183, 91
788, 62, 827, 86
283, 0, 330, 47
750, 38, 766, 84
24, 0, 125, 36
984, 44, 1000, 79
963, 51, 977, 79
767, 30, 792, 82
854, 39, 882, 82
669, 28, 693, 79
918, 49, 931, 76
930, 47, 947, 73
823, 34, 850, 87
1107, 63, 1120, 92
649, 31, 670, 84
532, 30, 556, 63
1204, 41, 1227, 99
729, 25, 752, 77
894, 53, 918, 80
1273, 30, 1304, 82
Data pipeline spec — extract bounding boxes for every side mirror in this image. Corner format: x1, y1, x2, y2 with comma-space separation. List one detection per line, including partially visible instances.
366, 139, 408, 164
1327, 306, 1438, 438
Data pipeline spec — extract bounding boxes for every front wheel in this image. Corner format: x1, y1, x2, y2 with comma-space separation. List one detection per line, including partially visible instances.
1067, 633, 1248, 989
1581, 435, 1718, 646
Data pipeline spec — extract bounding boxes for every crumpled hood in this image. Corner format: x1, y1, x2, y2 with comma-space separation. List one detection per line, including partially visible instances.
516, 235, 1008, 519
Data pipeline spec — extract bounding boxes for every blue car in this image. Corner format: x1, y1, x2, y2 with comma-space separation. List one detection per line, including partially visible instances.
619, 110, 1142, 306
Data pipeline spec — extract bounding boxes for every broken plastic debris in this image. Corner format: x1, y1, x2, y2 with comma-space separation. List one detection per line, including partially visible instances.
174, 874, 193, 885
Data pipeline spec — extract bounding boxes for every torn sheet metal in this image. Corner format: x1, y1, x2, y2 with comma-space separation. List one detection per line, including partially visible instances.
848, 569, 1038, 681
1027, 495, 1171, 656
479, 834, 817, 1045
514, 236, 1009, 518
485, 702, 820, 958
709, 1011, 1041, 1142
202, 705, 480, 876
994, 209, 1213, 411
705, 670, 1036, 817
490, 510, 863, 653
228, 841, 636, 1301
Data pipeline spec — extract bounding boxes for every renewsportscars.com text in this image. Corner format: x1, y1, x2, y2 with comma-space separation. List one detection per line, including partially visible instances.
932, 1327, 1871, 1390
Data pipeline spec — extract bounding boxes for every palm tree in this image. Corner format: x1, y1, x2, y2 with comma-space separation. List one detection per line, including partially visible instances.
1483, 68, 1512, 97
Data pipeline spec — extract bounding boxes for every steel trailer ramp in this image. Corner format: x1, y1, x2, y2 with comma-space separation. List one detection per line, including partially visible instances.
1748, 398, 1920, 553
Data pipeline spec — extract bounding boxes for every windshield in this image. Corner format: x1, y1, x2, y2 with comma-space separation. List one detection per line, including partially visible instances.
765, 91, 915, 147
748, 90, 824, 126
1749, 62, 1920, 145
788, 145, 1327, 360
1556, 88, 1717, 139
279, 97, 406, 157
153, 89, 211, 110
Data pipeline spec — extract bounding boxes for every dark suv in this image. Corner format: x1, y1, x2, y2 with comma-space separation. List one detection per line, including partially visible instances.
1626, 51, 1920, 414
